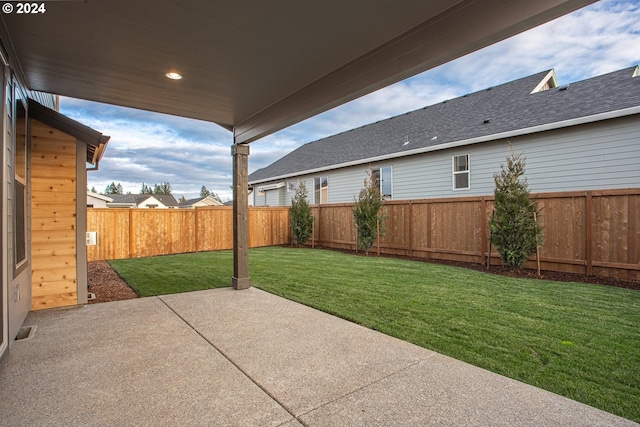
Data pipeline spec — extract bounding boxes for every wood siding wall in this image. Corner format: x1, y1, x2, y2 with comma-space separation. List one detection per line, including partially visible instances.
30, 120, 78, 310
310, 189, 640, 280
87, 207, 290, 261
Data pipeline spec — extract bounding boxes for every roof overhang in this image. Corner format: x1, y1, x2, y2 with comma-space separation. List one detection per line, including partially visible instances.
28, 99, 110, 166
0, 0, 596, 144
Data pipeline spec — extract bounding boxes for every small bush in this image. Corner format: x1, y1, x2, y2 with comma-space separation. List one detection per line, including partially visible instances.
353, 172, 386, 255
489, 146, 543, 270
289, 182, 314, 246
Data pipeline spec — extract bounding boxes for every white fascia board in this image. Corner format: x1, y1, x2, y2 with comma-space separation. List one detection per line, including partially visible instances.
87, 191, 113, 202
249, 106, 640, 185
106, 203, 136, 208
256, 182, 285, 191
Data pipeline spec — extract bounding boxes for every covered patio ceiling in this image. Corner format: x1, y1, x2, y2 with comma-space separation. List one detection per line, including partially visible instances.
1, 0, 595, 144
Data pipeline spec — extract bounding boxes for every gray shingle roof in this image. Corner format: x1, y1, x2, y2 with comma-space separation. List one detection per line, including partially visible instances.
249, 66, 640, 183
154, 194, 178, 207
178, 197, 205, 207
108, 194, 178, 206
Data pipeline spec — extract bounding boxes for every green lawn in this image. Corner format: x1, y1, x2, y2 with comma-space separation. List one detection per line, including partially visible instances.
109, 246, 640, 422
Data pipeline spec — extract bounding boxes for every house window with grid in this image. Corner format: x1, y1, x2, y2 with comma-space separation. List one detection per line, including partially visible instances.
371, 166, 392, 200
452, 154, 470, 190
314, 176, 328, 204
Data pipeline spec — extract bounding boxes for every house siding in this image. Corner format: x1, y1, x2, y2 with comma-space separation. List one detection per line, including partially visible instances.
251, 115, 640, 206
30, 119, 78, 310
265, 188, 284, 206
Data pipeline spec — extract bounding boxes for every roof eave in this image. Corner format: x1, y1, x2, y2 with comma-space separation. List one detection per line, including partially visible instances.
27, 98, 111, 165
249, 105, 640, 185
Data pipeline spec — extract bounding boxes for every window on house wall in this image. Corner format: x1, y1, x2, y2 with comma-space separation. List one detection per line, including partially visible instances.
452, 154, 470, 190
13, 84, 28, 269
287, 181, 298, 193
371, 166, 392, 200
314, 176, 328, 204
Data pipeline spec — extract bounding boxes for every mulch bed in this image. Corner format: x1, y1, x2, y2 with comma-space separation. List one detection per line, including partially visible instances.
88, 261, 139, 304
87, 250, 639, 304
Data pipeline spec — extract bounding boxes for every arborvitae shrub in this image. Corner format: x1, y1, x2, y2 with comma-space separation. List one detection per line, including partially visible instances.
289, 182, 314, 247
489, 146, 543, 270
353, 173, 386, 255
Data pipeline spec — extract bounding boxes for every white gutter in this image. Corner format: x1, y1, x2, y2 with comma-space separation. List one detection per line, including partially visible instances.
249, 106, 640, 185
256, 182, 285, 191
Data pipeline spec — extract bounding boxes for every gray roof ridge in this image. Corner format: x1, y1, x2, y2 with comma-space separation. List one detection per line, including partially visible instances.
249, 65, 639, 184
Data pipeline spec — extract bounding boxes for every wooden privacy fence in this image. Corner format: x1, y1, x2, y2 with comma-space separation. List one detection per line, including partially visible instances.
87, 189, 639, 280
87, 206, 290, 261
311, 189, 639, 280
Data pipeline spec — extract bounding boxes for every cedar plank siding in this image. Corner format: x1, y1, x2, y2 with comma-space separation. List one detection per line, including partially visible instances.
30, 119, 77, 309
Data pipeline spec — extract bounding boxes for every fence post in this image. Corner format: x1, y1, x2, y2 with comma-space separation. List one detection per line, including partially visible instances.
408, 201, 413, 257
586, 191, 593, 276
426, 201, 431, 260
317, 205, 321, 248
194, 207, 200, 252
128, 208, 134, 259
534, 211, 541, 277
481, 197, 487, 266
376, 217, 380, 257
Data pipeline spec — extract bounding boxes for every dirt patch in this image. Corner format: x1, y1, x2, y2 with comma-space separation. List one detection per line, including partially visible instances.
88, 261, 138, 303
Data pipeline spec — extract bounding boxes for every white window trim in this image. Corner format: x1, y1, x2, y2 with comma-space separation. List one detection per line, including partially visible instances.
314, 176, 329, 204
452, 154, 470, 191
372, 166, 393, 200
287, 181, 298, 193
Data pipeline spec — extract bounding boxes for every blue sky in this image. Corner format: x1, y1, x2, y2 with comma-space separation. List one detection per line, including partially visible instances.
61, 0, 640, 201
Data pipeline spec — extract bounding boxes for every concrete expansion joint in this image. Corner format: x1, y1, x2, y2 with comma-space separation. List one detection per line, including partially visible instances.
156, 296, 299, 422
296, 355, 434, 420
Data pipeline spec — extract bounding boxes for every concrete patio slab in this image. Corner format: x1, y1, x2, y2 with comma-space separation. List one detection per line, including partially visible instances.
0, 297, 293, 427
1, 287, 637, 427
160, 288, 434, 417
299, 354, 635, 426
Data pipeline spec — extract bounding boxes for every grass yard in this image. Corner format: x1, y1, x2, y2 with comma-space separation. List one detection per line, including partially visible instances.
109, 246, 640, 422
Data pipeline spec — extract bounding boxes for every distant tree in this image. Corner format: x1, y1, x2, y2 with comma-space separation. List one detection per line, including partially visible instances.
200, 185, 211, 198
104, 182, 123, 194
154, 182, 172, 195
289, 182, 314, 246
90, 186, 97, 193
140, 183, 153, 194
178, 195, 187, 204
489, 145, 543, 270
353, 172, 386, 255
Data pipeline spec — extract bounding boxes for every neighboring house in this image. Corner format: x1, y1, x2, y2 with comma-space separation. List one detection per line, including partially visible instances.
87, 191, 113, 208
106, 194, 178, 209
178, 195, 223, 208
249, 66, 640, 206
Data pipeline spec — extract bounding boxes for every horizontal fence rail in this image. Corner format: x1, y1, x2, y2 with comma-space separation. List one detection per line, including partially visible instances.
87, 189, 639, 280
87, 206, 290, 261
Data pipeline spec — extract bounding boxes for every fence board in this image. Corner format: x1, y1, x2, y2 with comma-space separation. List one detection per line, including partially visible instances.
308, 189, 640, 279
88, 207, 290, 261
87, 189, 640, 280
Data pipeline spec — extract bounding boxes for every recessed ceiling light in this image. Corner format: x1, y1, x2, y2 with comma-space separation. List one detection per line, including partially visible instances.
165, 72, 183, 80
